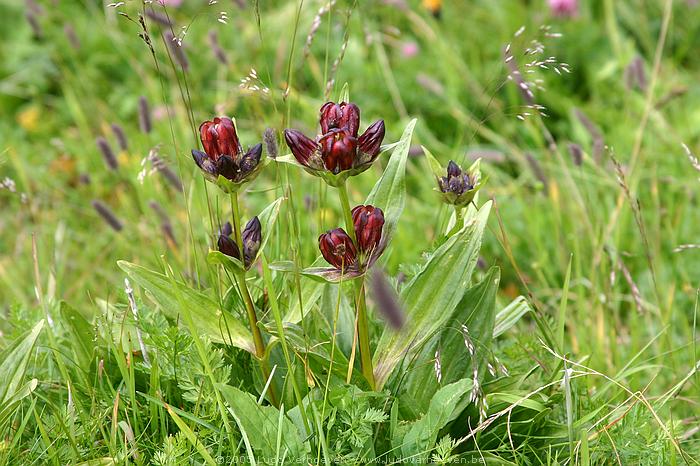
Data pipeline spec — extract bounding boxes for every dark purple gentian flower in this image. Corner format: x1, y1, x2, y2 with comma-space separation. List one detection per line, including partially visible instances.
317, 205, 386, 278
192, 117, 265, 192
283, 102, 385, 186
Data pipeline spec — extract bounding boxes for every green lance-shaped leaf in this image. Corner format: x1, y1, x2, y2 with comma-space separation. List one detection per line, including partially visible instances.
164, 403, 217, 465
0, 320, 43, 430
397, 378, 473, 461
0, 319, 43, 405
208, 197, 284, 273
117, 261, 255, 354
60, 301, 95, 370
338, 82, 350, 103
422, 145, 445, 179
400, 267, 500, 412
218, 383, 309, 462
365, 118, 417, 241
373, 201, 492, 390
494, 295, 532, 337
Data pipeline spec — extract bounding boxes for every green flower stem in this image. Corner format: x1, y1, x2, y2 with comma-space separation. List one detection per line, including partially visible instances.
261, 256, 310, 434
235, 271, 265, 359
338, 182, 357, 243
355, 276, 376, 390
230, 191, 245, 254
337, 182, 376, 389
229, 192, 277, 404
448, 205, 465, 236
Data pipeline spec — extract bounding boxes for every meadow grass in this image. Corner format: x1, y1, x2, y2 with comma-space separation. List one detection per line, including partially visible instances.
1, 0, 700, 464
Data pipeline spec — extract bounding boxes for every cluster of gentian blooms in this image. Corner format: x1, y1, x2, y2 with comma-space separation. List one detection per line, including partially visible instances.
437, 160, 483, 206
318, 205, 385, 274
285, 102, 388, 275
191, 116, 267, 265
284, 102, 385, 186
191, 117, 266, 192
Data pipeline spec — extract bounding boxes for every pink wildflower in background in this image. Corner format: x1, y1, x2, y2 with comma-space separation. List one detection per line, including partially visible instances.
549, 0, 577, 17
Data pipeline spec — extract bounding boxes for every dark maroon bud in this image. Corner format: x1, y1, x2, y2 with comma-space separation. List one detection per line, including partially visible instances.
192, 149, 210, 170
218, 222, 240, 259
215, 154, 239, 181
217, 233, 240, 259
240, 143, 262, 174
242, 216, 262, 266
447, 160, 461, 178
440, 160, 473, 195
352, 205, 384, 254
320, 101, 360, 136
319, 128, 357, 174
192, 149, 218, 178
221, 222, 233, 237
448, 176, 466, 194
284, 129, 318, 167
358, 120, 385, 159
200, 117, 241, 160
319, 228, 357, 270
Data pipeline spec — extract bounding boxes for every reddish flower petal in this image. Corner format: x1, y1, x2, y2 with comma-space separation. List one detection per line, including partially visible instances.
318, 228, 357, 270
357, 120, 385, 160
319, 128, 357, 174
284, 129, 319, 168
199, 117, 241, 160
351, 205, 384, 254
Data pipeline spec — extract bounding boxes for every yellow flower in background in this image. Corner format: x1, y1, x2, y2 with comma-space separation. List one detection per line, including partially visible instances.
423, 0, 442, 18
17, 106, 40, 132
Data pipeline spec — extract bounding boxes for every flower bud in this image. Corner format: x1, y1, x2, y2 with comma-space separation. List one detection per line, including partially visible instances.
357, 120, 385, 160
284, 102, 386, 182
239, 143, 262, 175
242, 216, 262, 266
446, 160, 461, 178
319, 228, 357, 270
194, 117, 264, 187
439, 160, 474, 196
320, 101, 360, 136
200, 117, 241, 160
319, 128, 357, 174
217, 222, 240, 259
352, 205, 384, 254
191, 149, 218, 178
214, 154, 239, 181
284, 129, 320, 168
